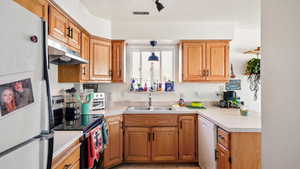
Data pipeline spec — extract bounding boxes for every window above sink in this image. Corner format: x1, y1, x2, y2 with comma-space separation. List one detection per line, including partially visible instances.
127, 44, 176, 84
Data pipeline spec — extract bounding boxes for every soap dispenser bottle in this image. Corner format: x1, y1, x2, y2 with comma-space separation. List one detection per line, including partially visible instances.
178, 94, 185, 107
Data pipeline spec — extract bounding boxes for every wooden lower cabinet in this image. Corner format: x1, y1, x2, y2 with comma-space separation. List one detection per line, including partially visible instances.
124, 127, 151, 162
179, 115, 197, 161
230, 132, 261, 169
216, 128, 261, 169
123, 114, 197, 164
217, 144, 231, 169
52, 140, 80, 169
104, 116, 123, 168
152, 127, 178, 161
70, 160, 80, 169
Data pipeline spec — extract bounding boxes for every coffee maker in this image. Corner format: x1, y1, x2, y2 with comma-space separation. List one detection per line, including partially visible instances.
219, 91, 240, 108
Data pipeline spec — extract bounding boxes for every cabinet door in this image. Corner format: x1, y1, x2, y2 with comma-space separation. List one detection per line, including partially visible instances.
179, 115, 196, 161
70, 161, 80, 169
112, 40, 124, 82
49, 6, 68, 43
90, 38, 112, 81
124, 127, 151, 162
80, 32, 90, 81
217, 144, 231, 169
14, 0, 48, 19
182, 42, 206, 81
206, 41, 229, 81
68, 21, 81, 51
104, 116, 123, 168
152, 127, 178, 161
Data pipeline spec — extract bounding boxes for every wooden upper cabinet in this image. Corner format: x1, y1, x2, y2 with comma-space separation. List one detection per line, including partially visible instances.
179, 115, 197, 161
49, 5, 81, 51
111, 40, 125, 82
152, 127, 178, 161
49, 6, 68, 43
104, 116, 123, 168
80, 32, 90, 81
67, 21, 81, 51
58, 32, 89, 83
182, 40, 230, 82
14, 0, 48, 20
206, 41, 229, 81
217, 144, 231, 169
90, 37, 112, 81
182, 42, 206, 81
124, 127, 151, 162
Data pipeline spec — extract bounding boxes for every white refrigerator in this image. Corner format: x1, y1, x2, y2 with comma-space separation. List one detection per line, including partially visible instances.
0, 1, 54, 169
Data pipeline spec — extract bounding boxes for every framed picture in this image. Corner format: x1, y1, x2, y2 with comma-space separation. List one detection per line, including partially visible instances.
225, 79, 241, 91
0, 78, 34, 117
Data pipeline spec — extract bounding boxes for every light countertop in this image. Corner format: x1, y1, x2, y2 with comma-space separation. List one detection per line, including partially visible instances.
53, 103, 260, 158
97, 103, 261, 133
176, 106, 261, 132
53, 131, 82, 158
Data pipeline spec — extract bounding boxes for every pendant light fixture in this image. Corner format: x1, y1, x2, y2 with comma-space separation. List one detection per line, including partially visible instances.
148, 40, 159, 61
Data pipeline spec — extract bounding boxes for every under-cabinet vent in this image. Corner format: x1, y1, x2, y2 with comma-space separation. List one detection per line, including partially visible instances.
133, 11, 150, 15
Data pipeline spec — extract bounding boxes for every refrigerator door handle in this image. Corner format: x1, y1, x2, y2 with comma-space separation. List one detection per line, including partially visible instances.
42, 20, 55, 169
0, 131, 54, 159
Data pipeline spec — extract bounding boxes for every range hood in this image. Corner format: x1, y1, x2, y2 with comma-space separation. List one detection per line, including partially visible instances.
48, 39, 88, 65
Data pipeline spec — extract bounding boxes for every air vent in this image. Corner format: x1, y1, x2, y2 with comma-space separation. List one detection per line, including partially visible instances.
133, 11, 150, 15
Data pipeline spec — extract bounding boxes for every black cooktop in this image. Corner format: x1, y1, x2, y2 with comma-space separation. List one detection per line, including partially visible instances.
54, 114, 104, 132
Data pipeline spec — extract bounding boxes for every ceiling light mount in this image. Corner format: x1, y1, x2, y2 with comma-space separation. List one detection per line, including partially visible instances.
155, 0, 165, 12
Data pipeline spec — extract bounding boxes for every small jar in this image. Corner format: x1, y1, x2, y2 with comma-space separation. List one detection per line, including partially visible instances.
240, 102, 249, 116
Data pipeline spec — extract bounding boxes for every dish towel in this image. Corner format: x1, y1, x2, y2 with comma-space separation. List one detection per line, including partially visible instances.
102, 119, 109, 150
88, 125, 103, 169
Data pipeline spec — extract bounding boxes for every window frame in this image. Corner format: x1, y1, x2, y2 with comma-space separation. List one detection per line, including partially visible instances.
126, 44, 177, 83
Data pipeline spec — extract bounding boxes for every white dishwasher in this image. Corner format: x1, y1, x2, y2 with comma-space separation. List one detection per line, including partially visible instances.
198, 115, 217, 169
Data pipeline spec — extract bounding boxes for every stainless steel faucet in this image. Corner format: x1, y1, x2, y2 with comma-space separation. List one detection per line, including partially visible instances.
148, 92, 153, 110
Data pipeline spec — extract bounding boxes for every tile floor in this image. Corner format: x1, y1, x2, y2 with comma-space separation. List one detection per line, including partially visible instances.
112, 163, 201, 169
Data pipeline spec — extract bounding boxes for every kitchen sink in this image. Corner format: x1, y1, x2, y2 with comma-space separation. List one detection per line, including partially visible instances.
127, 106, 174, 111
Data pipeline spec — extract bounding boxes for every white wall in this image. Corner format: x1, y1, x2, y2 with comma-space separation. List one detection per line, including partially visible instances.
262, 0, 300, 169
53, 0, 111, 38
112, 22, 235, 40
99, 25, 261, 113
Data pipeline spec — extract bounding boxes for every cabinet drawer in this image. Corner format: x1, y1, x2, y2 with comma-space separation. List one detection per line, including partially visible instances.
52, 143, 80, 169
124, 115, 178, 127
106, 115, 123, 122
217, 128, 230, 149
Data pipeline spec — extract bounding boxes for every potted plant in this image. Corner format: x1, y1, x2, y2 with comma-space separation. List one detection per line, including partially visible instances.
244, 47, 261, 100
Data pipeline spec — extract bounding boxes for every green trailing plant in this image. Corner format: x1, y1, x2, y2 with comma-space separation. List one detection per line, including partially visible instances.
246, 58, 261, 100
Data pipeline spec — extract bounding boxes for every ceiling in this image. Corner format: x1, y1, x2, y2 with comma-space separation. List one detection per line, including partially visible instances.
81, 0, 260, 26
